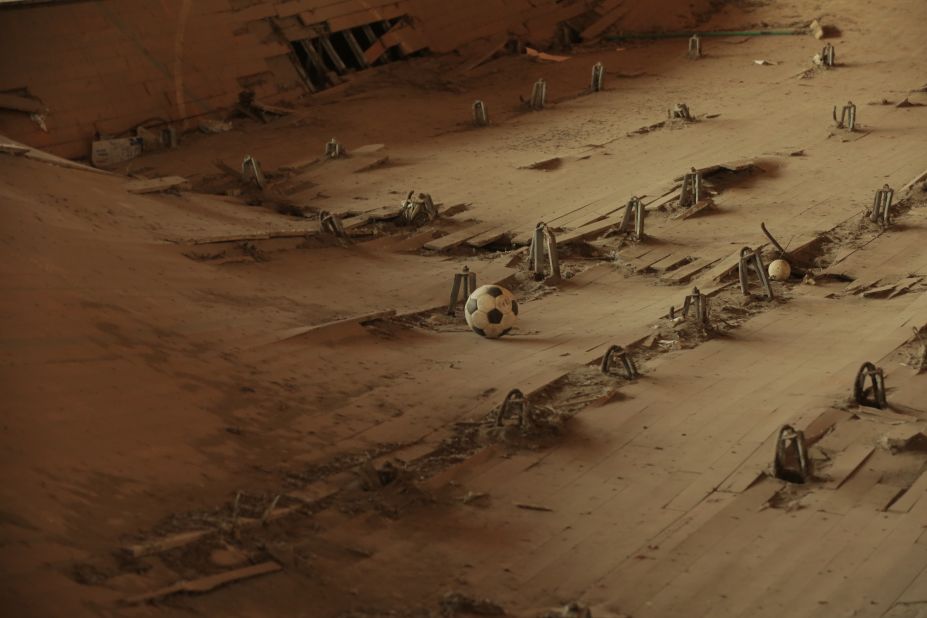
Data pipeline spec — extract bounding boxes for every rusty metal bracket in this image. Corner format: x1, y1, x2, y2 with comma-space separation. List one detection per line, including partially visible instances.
668, 103, 693, 121
591, 62, 605, 92
687, 34, 702, 59
870, 184, 894, 228
774, 424, 811, 484
319, 210, 346, 238
399, 191, 438, 226
617, 196, 645, 240
447, 265, 477, 316
528, 222, 561, 281
821, 42, 835, 67
833, 101, 856, 131
738, 247, 775, 299
760, 221, 788, 257
530, 79, 547, 110
854, 362, 887, 409
324, 138, 343, 159
241, 155, 265, 189
473, 100, 489, 126
679, 168, 702, 209
494, 389, 531, 428
680, 286, 711, 328
912, 327, 926, 374
601, 345, 638, 379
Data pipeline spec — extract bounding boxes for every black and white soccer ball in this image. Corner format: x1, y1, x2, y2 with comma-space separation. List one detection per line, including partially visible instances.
464, 284, 519, 339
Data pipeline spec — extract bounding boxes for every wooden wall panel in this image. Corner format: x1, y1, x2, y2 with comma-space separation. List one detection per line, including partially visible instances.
0, 0, 585, 159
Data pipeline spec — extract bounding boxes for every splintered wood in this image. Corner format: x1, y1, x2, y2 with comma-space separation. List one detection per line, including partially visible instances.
121, 562, 282, 605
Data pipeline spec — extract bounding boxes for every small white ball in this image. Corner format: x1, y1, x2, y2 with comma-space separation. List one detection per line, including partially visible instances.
768, 259, 791, 281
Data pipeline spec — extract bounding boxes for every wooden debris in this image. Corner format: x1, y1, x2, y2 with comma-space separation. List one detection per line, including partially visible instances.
265, 310, 397, 346
423, 222, 496, 251
0, 93, 47, 114
178, 225, 324, 245
556, 211, 626, 245
121, 561, 282, 605
515, 503, 554, 512
0, 142, 29, 156
124, 530, 212, 559
644, 187, 682, 211
661, 256, 722, 284
888, 469, 927, 513
697, 245, 766, 284
364, 21, 426, 65
354, 156, 390, 173
524, 47, 570, 62
581, 0, 627, 40
649, 252, 692, 273
125, 176, 189, 194
465, 226, 507, 248
846, 275, 882, 295
861, 284, 901, 298
121, 506, 300, 559
629, 250, 673, 273
251, 101, 292, 115
809, 19, 825, 40
889, 276, 922, 299
824, 444, 874, 489
671, 198, 714, 220
900, 168, 927, 195
461, 34, 510, 72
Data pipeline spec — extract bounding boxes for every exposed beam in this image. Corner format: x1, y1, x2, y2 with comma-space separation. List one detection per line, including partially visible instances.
318, 36, 348, 74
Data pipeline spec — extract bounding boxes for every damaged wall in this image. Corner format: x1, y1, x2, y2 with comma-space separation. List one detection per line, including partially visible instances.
0, 0, 300, 159
0, 0, 589, 160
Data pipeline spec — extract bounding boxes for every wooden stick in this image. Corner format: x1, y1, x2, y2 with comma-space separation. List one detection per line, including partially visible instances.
123, 530, 212, 559
515, 503, 554, 512
121, 561, 282, 605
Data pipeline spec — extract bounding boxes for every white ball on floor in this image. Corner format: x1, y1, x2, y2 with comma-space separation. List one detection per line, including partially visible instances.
464, 284, 518, 339
768, 259, 791, 281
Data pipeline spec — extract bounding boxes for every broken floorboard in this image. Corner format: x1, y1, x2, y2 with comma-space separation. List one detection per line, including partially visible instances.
465, 226, 508, 248
423, 221, 496, 251
125, 176, 189, 194
121, 562, 282, 605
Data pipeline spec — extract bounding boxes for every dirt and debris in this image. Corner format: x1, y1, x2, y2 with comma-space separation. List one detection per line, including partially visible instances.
2, 1, 927, 618
440, 592, 506, 617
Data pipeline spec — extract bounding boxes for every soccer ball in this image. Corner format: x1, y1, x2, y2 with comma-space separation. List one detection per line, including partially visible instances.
768, 259, 791, 281
464, 285, 519, 339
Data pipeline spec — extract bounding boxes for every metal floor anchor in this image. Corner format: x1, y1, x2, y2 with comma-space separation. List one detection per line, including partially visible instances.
677, 286, 711, 328
324, 138, 343, 159
833, 101, 856, 131
601, 345, 638, 379
446, 265, 477, 315
494, 389, 531, 428
241, 155, 266, 189
528, 222, 561, 281
617, 196, 645, 240
679, 168, 702, 209
854, 362, 887, 409
473, 100, 489, 126
319, 210, 346, 238
687, 34, 701, 59
399, 191, 438, 226
870, 184, 894, 228
530, 79, 547, 110
668, 103, 693, 121
738, 247, 775, 299
591, 62, 605, 92
774, 425, 811, 484
821, 42, 835, 67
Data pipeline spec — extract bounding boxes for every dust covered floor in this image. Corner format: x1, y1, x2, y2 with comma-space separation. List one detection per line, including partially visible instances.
1, 0, 927, 616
